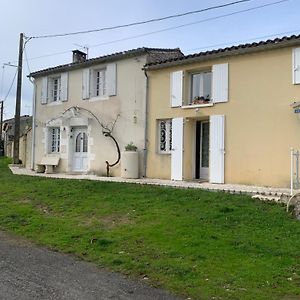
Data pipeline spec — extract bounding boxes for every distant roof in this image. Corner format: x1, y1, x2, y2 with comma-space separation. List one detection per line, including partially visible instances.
145, 34, 300, 70
3, 115, 31, 124
29, 47, 183, 77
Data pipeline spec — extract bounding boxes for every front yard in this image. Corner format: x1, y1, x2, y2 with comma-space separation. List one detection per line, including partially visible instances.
0, 157, 299, 299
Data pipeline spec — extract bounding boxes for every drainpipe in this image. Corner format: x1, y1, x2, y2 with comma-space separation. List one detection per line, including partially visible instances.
143, 69, 149, 178
29, 77, 36, 170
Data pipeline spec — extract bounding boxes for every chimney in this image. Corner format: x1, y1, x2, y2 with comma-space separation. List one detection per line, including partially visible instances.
72, 50, 87, 63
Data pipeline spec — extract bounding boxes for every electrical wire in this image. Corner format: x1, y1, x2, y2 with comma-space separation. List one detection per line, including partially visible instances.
88, 0, 290, 48
21, 0, 290, 64
3, 69, 17, 102
24, 47, 31, 74
0, 66, 5, 100
2, 40, 29, 102
29, 0, 253, 39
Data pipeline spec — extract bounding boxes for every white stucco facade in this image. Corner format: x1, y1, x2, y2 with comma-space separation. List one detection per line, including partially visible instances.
32, 52, 151, 177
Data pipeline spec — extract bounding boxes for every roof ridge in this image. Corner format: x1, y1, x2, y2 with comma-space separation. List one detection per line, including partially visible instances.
29, 47, 182, 77
145, 33, 300, 69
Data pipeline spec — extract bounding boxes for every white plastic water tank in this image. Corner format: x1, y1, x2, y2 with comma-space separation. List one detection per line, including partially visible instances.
121, 151, 139, 179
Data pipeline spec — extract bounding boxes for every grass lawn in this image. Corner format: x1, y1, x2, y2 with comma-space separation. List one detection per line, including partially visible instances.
0, 157, 299, 299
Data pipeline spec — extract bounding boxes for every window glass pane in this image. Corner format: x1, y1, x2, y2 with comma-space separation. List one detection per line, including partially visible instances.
201, 122, 209, 168
203, 72, 212, 100
57, 128, 60, 152
75, 133, 81, 152
95, 69, 106, 97
191, 74, 201, 99
82, 132, 88, 152
169, 121, 172, 151
50, 128, 60, 153
51, 77, 61, 101
159, 121, 166, 151
51, 128, 56, 152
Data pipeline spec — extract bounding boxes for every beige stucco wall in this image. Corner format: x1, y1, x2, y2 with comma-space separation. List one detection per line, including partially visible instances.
33, 56, 147, 177
146, 46, 300, 187
19, 130, 32, 169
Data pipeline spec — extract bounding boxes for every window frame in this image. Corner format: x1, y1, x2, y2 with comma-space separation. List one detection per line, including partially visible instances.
49, 127, 60, 153
48, 75, 62, 103
189, 70, 212, 104
157, 119, 172, 154
91, 67, 107, 98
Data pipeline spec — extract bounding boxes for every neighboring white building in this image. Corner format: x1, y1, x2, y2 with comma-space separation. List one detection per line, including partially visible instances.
29, 48, 182, 176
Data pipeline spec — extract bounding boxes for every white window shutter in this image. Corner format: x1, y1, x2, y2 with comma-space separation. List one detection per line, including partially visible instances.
293, 48, 300, 84
60, 72, 68, 101
41, 77, 48, 104
170, 71, 183, 107
212, 63, 228, 103
82, 68, 90, 100
171, 117, 184, 180
107, 63, 117, 96
210, 115, 225, 184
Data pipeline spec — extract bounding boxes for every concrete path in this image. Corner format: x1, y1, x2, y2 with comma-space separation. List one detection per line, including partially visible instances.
9, 165, 294, 199
0, 231, 181, 300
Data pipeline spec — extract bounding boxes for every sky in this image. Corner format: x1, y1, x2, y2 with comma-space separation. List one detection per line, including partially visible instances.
0, 0, 299, 119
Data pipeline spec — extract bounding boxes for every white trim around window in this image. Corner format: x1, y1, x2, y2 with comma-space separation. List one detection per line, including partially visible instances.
157, 119, 172, 154
49, 127, 60, 153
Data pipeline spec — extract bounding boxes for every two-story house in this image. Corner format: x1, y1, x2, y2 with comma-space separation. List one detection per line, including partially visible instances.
144, 34, 300, 188
29, 48, 182, 176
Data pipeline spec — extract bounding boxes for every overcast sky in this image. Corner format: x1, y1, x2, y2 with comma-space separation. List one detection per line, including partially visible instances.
0, 0, 299, 119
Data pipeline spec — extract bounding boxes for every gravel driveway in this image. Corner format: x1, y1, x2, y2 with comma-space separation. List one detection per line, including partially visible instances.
0, 231, 181, 300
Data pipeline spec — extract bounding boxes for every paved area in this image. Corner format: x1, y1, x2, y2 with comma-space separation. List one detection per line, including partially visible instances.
0, 231, 181, 300
10, 165, 294, 199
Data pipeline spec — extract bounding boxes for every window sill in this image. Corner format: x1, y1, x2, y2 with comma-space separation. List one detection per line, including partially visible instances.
89, 96, 109, 102
158, 151, 171, 155
181, 103, 214, 109
47, 101, 63, 106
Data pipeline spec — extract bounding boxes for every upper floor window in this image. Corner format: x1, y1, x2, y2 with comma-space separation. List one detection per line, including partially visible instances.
92, 68, 107, 97
49, 127, 60, 153
170, 63, 228, 108
82, 63, 117, 100
190, 71, 212, 104
158, 119, 172, 154
49, 76, 61, 102
41, 72, 68, 105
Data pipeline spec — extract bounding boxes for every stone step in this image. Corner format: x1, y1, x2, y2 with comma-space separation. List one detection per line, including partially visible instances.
251, 194, 282, 202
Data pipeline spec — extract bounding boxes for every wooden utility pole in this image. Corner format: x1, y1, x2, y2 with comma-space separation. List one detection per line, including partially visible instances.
0, 101, 3, 137
0, 101, 3, 156
13, 33, 23, 164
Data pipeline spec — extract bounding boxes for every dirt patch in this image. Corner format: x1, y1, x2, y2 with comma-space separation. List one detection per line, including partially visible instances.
81, 214, 133, 230
100, 214, 133, 229
17, 197, 33, 204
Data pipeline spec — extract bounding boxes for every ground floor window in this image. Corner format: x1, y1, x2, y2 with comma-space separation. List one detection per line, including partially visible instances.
158, 119, 172, 153
49, 127, 60, 153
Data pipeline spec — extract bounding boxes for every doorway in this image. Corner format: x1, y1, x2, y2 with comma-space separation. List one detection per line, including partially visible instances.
72, 127, 88, 172
195, 120, 209, 180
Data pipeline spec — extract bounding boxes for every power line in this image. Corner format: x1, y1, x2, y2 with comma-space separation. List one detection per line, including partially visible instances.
3, 69, 17, 102
0, 66, 4, 99
88, 0, 290, 47
21, 0, 290, 64
29, 0, 253, 39
24, 46, 31, 74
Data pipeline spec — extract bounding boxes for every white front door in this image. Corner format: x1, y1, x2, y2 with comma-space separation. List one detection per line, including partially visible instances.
72, 128, 88, 172
200, 121, 210, 180
171, 117, 184, 180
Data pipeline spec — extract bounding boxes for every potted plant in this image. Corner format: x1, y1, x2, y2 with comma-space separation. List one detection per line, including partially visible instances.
125, 142, 138, 152
121, 142, 139, 179
192, 96, 211, 105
